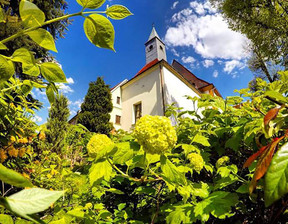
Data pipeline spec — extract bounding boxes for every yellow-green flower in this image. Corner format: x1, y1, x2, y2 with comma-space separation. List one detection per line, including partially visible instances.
133, 115, 177, 155
87, 134, 114, 158
216, 156, 230, 169
187, 153, 204, 173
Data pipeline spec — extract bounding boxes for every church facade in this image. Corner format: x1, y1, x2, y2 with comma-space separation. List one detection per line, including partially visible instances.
110, 27, 221, 131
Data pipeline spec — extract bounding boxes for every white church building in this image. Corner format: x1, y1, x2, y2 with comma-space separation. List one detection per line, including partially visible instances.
110, 27, 221, 131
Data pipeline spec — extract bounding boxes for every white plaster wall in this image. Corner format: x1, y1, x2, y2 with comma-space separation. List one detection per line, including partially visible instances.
110, 86, 122, 130
163, 67, 200, 125
121, 67, 163, 131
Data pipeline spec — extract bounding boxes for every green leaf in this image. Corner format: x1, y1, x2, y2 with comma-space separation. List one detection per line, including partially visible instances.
3, 188, 63, 221
21, 80, 33, 96
217, 165, 238, 178
166, 204, 196, 224
180, 144, 200, 156
67, 208, 85, 219
106, 5, 133, 20
84, 14, 115, 51
0, 42, 7, 50
265, 142, 288, 207
0, 214, 13, 224
194, 191, 238, 221
105, 188, 124, 194
76, 0, 105, 9
191, 182, 210, 199
46, 84, 55, 104
113, 142, 134, 164
214, 175, 238, 190
40, 62, 66, 83
12, 48, 39, 76
0, 164, 33, 188
19, 0, 45, 28
192, 134, 210, 147
265, 90, 287, 103
0, 55, 14, 83
89, 160, 113, 185
26, 28, 57, 52
160, 155, 186, 187
0, 9, 5, 23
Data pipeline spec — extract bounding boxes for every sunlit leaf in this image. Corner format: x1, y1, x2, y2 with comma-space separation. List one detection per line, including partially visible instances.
40, 62, 66, 83
249, 136, 284, 194
106, 5, 133, 20
2, 188, 63, 222
0, 42, 8, 50
76, 0, 105, 9
0, 55, 15, 83
84, 14, 115, 51
89, 160, 113, 185
26, 29, 57, 52
192, 134, 210, 147
264, 107, 282, 126
243, 145, 268, 168
0, 214, 13, 224
46, 84, 55, 104
19, 0, 45, 28
265, 142, 288, 207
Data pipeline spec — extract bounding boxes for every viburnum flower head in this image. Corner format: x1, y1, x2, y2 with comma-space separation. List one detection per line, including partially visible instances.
133, 115, 177, 155
87, 134, 114, 158
187, 153, 204, 173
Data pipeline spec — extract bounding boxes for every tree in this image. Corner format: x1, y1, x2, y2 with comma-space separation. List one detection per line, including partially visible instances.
211, 0, 288, 80
78, 77, 113, 135
0, 0, 70, 58
45, 93, 70, 153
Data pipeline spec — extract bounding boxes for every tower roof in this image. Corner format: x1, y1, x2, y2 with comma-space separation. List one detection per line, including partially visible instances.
147, 26, 160, 42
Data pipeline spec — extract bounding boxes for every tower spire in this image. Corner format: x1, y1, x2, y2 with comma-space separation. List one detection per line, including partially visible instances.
145, 26, 167, 64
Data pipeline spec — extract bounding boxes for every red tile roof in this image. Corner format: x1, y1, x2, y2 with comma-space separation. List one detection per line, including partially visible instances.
134, 59, 159, 77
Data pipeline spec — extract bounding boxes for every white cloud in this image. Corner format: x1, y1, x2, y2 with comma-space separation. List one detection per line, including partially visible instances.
57, 83, 74, 93
223, 60, 245, 74
171, 1, 179, 9
182, 56, 196, 64
213, 70, 219, 78
202, 59, 214, 68
165, 1, 249, 60
31, 115, 43, 123
69, 99, 83, 116
171, 48, 180, 57
66, 77, 74, 84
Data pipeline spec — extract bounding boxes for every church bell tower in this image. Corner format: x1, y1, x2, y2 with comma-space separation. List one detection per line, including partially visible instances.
145, 26, 167, 64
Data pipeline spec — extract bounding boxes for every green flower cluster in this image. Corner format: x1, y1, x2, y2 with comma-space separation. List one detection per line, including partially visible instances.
216, 156, 230, 169
133, 115, 177, 155
87, 134, 114, 158
187, 153, 204, 173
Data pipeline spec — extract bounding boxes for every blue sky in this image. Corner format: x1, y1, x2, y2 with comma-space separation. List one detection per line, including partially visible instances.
32, 0, 254, 123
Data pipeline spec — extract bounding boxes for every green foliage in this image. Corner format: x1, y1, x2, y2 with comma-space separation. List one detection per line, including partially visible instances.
78, 77, 113, 134
45, 94, 69, 154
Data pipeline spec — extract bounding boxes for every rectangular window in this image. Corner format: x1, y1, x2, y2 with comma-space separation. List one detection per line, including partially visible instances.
134, 103, 142, 122
116, 96, 120, 104
115, 115, 121, 125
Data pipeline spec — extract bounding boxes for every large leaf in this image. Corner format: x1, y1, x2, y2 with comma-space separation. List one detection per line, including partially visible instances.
265, 142, 288, 207
265, 90, 287, 104
2, 188, 63, 221
26, 29, 57, 52
84, 14, 115, 51
40, 62, 66, 83
76, 0, 105, 9
46, 84, 55, 104
264, 107, 282, 126
11, 48, 39, 76
19, 0, 45, 28
106, 5, 133, 20
0, 55, 14, 83
0, 214, 13, 224
249, 136, 284, 194
194, 191, 238, 222
192, 134, 210, 147
0, 164, 33, 188
166, 204, 196, 224
89, 160, 113, 185
160, 155, 186, 187
113, 142, 134, 165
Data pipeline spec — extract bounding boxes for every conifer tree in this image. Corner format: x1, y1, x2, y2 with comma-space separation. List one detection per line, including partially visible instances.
46, 94, 70, 153
78, 77, 113, 135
